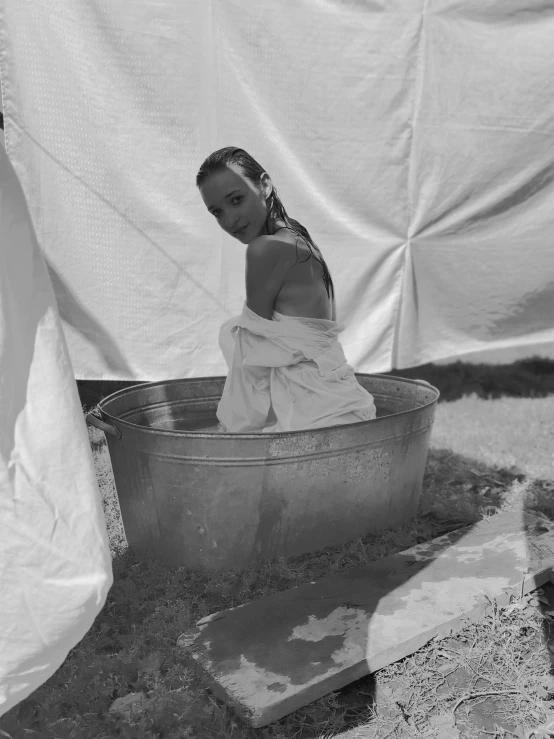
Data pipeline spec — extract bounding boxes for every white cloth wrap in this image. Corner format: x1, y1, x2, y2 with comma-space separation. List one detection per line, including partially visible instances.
217, 304, 376, 432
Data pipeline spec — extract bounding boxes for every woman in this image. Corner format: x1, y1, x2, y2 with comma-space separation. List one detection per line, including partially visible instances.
196, 146, 376, 432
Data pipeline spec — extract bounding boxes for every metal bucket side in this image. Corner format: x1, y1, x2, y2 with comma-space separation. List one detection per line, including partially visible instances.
94, 374, 439, 434
92, 375, 439, 571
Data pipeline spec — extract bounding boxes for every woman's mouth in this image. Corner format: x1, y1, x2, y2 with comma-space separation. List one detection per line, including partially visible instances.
234, 225, 248, 237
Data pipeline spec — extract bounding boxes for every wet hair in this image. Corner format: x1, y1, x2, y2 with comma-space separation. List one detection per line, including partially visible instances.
196, 146, 334, 299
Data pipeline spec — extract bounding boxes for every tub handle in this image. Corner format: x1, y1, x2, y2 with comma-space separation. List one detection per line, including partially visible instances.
86, 410, 122, 439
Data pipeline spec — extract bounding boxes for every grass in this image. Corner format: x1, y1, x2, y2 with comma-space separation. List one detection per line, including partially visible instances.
76, 357, 554, 412
2, 359, 554, 739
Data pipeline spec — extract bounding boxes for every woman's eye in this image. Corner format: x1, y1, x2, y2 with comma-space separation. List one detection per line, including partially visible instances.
212, 196, 242, 217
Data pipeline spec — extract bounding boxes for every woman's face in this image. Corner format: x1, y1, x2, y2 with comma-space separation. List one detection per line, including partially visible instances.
199, 163, 272, 242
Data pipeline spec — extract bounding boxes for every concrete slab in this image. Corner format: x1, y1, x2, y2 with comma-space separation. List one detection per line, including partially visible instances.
178, 512, 554, 728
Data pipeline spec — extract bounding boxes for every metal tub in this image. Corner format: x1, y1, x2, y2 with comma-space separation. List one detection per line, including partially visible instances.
87, 374, 439, 572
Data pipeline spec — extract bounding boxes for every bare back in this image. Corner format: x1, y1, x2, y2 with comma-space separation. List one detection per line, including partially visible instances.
271, 228, 335, 320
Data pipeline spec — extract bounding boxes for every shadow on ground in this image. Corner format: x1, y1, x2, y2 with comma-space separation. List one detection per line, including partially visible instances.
324, 449, 554, 739
2, 446, 553, 738
76, 356, 554, 410
390, 356, 554, 402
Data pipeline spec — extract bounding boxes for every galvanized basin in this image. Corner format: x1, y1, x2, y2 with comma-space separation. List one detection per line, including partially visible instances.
87, 374, 439, 572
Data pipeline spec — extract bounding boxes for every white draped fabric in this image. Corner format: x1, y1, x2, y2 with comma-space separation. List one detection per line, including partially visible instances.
0, 0, 553, 380
0, 144, 112, 716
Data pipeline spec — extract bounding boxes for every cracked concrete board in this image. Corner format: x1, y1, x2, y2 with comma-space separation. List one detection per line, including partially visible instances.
178, 512, 554, 727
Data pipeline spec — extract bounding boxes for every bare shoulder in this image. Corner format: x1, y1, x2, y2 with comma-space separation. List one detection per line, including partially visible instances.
247, 234, 275, 254
246, 234, 290, 265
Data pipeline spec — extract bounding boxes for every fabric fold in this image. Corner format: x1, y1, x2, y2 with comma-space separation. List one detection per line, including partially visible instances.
0, 142, 112, 717
217, 304, 376, 433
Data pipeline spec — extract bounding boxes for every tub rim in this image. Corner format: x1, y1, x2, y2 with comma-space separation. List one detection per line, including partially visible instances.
88, 373, 440, 438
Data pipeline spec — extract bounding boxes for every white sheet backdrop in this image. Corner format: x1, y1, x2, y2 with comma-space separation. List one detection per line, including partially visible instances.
1, 0, 553, 380
0, 143, 112, 716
